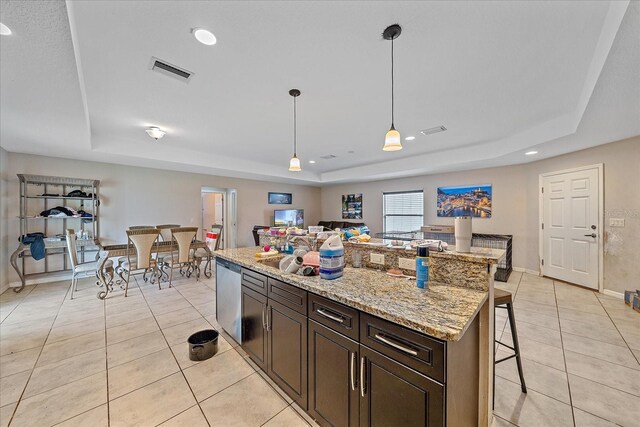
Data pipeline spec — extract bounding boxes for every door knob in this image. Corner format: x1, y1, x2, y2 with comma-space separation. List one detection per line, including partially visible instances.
584, 233, 597, 238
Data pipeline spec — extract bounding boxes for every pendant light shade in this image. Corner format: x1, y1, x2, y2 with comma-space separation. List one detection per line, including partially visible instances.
288, 89, 302, 172
382, 24, 402, 152
383, 126, 402, 151
289, 155, 301, 172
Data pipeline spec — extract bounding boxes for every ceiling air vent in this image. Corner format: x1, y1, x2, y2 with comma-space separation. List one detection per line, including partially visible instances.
320, 154, 337, 160
420, 125, 447, 136
149, 57, 194, 83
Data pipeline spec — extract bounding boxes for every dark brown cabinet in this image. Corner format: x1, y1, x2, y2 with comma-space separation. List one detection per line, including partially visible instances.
232, 266, 478, 427
309, 320, 360, 427
360, 345, 444, 427
241, 286, 267, 370
267, 299, 308, 410
241, 271, 308, 410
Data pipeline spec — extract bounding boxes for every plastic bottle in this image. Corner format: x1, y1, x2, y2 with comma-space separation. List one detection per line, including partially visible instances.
416, 246, 429, 289
319, 234, 344, 280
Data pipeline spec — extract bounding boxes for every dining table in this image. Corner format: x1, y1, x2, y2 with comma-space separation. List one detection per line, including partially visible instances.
96, 240, 213, 299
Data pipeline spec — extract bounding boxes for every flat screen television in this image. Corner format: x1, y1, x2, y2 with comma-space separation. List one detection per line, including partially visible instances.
274, 209, 304, 228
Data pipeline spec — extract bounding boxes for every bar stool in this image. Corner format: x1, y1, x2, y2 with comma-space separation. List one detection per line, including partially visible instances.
493, 288, 527, 407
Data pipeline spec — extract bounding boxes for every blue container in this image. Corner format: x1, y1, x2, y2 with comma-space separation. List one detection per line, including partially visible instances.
320, 235, 344, 280
416, 246, 429, 289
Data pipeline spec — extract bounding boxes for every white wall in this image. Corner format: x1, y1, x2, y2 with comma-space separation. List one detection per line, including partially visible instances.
5, 152, 321, 285
320, 136, 640, 294
0, 147, 9, 294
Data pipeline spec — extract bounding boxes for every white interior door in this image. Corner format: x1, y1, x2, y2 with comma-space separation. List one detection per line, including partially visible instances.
542, 167, 600, 289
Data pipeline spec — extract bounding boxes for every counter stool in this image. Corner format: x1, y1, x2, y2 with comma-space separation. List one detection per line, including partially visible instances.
493, 288, 527, 408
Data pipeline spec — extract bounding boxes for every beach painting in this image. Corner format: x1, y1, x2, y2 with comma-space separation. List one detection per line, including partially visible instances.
437, 185, 492, 218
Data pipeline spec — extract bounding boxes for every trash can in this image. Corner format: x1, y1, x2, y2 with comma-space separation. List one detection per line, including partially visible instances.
188, 329, 219, 361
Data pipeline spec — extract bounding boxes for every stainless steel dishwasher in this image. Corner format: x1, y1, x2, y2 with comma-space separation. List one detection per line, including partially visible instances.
215, 258, 242, 344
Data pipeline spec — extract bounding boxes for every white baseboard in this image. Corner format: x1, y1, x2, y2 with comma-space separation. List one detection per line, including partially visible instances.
9, 272, 72, 288
512, 267, 540, 276
602, 289, 624, 299
0, 283, 9, 295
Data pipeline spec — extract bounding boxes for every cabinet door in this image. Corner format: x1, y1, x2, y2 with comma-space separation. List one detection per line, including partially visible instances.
309, 320, 359, 427
241, 286, 267, 370
267, 299, 308, 410
359, 346, 444, 427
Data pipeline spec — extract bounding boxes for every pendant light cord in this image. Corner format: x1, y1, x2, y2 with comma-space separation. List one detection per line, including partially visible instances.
293, 95, 297, 156
391, 36, 395, 128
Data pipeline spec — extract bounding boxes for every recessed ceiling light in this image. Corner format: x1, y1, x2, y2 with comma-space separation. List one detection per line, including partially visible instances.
309, 160, 316, 164
145, 126, 166, 141
193, 28, 216, 45
525, 150, 538, 156
405, 136, 415, 141
0, 23, 12, 36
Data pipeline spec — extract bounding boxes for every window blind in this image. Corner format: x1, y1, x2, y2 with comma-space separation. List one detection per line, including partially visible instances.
383, 191, 424, 233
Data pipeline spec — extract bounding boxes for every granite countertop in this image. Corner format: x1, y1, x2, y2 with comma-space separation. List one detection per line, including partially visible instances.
430, 247, 505, 264
214, 247, 490, 341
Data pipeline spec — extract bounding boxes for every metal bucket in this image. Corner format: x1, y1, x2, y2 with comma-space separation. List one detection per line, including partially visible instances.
188, 329, 219, 361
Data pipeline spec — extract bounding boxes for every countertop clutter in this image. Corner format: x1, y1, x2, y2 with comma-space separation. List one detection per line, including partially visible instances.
214, 246, 503, 341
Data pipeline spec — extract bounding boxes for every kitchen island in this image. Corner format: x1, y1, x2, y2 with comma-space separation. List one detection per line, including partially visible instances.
214, 246, 503, 427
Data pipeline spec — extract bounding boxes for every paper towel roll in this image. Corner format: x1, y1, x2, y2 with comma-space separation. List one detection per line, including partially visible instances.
454, 216, 472, 253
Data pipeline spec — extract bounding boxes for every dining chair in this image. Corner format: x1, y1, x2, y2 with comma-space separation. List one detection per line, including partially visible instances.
155, 224, 181, 280
65, 229, 114, 299
194, 224, 222, 278
116, 225, 157, 281
162, 227, 198, 287
122, 228, 161, 296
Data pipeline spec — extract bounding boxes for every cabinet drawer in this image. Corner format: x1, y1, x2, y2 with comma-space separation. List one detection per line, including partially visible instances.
360, 313, 445, 383
267, 277, 307, 315
241, 268, 268, 295
308, 294, 359, 341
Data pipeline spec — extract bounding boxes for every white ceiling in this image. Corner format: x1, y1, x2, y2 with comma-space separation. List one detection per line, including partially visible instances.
1, 1, 638, 185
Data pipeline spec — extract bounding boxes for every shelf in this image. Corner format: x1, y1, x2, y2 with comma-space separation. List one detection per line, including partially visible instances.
20, 216, 97, 220
23, 195, 99, 201
17, 174, 99, 187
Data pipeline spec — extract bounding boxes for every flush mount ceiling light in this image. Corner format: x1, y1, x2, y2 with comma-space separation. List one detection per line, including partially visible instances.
405, 136, 415, 141
382, 24, 403, 152
0, 23, 12, 36
193, 28, 216, 45
308, 160, 316, 164
288, 89, 302, 172
145, 126, 166, 141
525, 150, 538, 156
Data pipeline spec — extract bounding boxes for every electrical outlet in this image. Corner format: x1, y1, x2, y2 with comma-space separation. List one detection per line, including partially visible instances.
398, 257, 416, 271
609, 218, 625, 227
370, 253, 385, 265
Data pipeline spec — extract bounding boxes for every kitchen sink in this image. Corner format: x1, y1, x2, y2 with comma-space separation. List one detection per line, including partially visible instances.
257, 257, 283, 269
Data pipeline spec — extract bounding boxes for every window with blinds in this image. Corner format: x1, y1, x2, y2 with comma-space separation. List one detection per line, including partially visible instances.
383, 191, 424, 233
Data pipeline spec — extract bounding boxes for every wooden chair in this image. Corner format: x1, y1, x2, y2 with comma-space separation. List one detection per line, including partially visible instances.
493, 288, 527, 407
65, 229, 113, 299
162, 227, 198, 287
122, 228, 161, 296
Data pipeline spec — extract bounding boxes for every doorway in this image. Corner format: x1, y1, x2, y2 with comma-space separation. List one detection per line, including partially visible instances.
201, 187, 238, 249
539, 164, 603, 291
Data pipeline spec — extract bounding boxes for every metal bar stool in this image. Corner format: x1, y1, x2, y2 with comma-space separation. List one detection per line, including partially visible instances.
494, 288, 527, 407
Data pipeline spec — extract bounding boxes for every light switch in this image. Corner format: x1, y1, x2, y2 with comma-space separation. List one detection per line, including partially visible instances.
398, 257, 416, 270
609, 218, 625, 227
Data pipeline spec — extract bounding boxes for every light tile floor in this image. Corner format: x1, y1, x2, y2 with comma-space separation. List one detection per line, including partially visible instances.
0, 271, 638, 426
493, 272, 640, 427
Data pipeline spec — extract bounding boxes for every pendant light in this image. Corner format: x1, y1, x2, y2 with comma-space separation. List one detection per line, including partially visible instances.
288, 89, 302, 172
382, 24, 402, 151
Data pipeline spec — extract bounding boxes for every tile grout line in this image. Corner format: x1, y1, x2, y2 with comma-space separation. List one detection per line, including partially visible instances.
132, 276, 212, 427
6, 281, 75, 426
552, 280, 577, 427
593, 293, 640, 366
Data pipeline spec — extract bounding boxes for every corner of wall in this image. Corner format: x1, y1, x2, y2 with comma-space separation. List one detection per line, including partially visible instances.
0, 147, 10, 294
